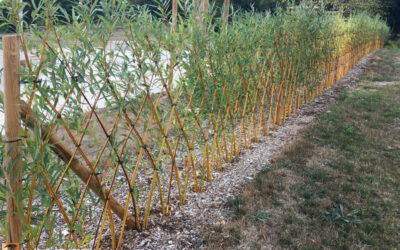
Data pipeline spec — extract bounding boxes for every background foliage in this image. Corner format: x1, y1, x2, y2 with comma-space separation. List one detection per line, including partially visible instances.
0, 0, 398, 34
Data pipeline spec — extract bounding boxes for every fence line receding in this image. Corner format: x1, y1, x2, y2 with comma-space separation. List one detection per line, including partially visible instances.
0, 1, 389, 249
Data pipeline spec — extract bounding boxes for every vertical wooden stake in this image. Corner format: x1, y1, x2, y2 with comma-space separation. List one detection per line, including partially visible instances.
3, 34, 23, 244
196, 0, 208, 29
172, 0, 178, 31
196, 0, 203, 23
223, 0, 230, 24
169, 0, 178, 89
203, 0, 208, 14
202, 0, 209, 34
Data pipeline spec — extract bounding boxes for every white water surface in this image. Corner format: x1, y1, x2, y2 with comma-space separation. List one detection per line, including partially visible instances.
0, 41, 184, 132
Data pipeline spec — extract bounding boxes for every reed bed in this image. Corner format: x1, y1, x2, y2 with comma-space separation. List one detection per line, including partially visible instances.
0, 1, 389, 248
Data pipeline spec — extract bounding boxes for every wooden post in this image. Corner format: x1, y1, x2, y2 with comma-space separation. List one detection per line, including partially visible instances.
195, 0, 208, 25
196, 0, 203, 24
0, 40, 137, 231
223, 0, 230, 24
3, 34, 23, 244
203, 0, 208, 14
170, 0, 178, 89
172, 0, 178, 31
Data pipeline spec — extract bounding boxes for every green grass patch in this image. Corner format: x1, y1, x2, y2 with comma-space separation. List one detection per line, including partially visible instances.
204, 50, 400, 249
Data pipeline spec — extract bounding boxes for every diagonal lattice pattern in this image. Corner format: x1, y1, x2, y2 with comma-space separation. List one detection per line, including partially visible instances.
0, 2, 388, 249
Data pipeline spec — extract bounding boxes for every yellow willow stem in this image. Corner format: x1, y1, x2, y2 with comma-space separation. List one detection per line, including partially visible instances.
205, 141, 210, 182
209, 134, 217, 179
95, 202, 110, 250
217, 138, 223, 171
237, 94, 248, 155
273, 84, 282, 130
288, 83, 295, 116
266, 87, 275, 136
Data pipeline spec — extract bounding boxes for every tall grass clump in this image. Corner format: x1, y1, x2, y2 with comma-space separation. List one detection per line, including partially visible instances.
0, 0, 389, 248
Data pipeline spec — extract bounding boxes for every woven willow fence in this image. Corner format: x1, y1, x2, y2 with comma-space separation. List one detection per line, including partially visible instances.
0, 1, 388, 249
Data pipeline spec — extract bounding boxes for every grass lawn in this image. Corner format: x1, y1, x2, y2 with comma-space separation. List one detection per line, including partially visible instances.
204, 49, 400, 249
